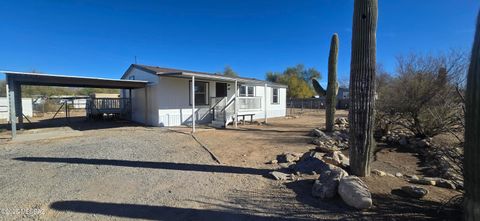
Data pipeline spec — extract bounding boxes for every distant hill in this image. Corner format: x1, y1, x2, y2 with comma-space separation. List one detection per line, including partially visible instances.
0, 80, 119, 98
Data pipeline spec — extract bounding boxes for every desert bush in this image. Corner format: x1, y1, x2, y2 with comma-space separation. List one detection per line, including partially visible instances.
376, 50, 468, 138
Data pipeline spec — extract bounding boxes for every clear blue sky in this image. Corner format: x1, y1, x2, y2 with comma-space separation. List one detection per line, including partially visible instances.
0, 0, 479, 84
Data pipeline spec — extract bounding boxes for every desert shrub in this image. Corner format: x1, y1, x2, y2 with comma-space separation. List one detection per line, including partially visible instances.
376, 51, 467, 138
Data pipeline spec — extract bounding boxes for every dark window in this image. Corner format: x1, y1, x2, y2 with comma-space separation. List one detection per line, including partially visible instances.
272, 88, 279, 104
189, 81, 209, 105
240, 85, 255, 97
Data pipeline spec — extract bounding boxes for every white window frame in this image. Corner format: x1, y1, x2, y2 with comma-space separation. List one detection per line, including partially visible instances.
189, 81, 209, 106
239, 85, 255, 97
272, 88, 279, 104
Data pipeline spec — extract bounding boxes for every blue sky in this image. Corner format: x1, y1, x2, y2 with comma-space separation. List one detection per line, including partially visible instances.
0, 0, 479, 84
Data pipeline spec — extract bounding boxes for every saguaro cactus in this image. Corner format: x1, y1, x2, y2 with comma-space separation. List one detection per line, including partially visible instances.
326, 33, 339, 132
464, 10, 480, 221
349, 0, 378, 177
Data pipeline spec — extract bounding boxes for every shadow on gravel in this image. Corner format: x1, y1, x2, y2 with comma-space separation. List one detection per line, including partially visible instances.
50, 200, 312, 221
14, 157, 270, 175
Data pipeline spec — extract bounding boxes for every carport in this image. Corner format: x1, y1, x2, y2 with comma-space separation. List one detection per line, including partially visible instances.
2, 71, 148, 139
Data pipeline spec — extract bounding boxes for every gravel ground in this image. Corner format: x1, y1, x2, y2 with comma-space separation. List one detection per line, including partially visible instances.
0, 125, 344, 221
0, 111, 461, 220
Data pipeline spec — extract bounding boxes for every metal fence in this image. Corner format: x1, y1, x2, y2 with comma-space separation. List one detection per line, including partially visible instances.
286, 98, 349, 116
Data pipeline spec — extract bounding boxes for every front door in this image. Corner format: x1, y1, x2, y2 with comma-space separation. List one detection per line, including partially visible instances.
216, 82, 227, 97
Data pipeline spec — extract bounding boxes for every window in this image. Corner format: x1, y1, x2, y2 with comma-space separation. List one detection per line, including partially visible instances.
272, 88, 279, 104
239, 85, 255, 97
189, 81, 209, 105
128, 75, 135, 80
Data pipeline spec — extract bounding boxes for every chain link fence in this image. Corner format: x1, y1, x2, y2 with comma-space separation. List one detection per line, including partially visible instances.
287, 98, 349, 116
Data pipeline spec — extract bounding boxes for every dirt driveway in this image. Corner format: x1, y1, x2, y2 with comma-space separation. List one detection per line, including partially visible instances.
0, 110, 460, 220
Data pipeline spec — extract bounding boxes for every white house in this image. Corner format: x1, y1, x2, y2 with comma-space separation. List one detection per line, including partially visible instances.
0, 97, 33, 120
121, 64, 287, 128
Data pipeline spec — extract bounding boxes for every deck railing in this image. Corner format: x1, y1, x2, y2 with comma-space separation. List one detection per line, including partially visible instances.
238, 96, 262, 110
86, 98, 131, 118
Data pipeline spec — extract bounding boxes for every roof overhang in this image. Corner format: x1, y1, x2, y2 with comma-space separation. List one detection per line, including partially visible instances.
160, 72, 288, 88
2, 71, 148, 89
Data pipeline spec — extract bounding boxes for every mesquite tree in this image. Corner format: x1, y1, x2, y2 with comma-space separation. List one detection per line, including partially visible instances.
349, 0, 378, 177
464, 10, 480, 221
325, 33, 339, 132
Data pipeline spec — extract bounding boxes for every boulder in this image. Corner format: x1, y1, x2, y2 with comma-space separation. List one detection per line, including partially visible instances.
338, 176, 373, 209
293, 152, 330, 174
395, 172, 403, 178
372, 169, 386, 177
335, 117, 348, 125
410, 177, 436, 186
322, 151, 349, 168
315, 144, 339, 153
312, 165, 348, 199
311, 128, 329, 138
401, 185, 428, 198
422, 177, 456, 189
269, 171, 294, 181
277, 152, 302, 163
267, 159, 278, 164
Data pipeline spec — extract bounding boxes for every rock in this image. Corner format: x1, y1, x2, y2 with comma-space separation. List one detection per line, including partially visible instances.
422, 177, 456, 189
386, 173, 396, 177
335, 117, 348, 125
315, 145, 339, 153
322, 151, 349, 168
269, 171, 294, 181
372, 169, 386, 177
278, 162, 293, 169
408, 175, 420, 181
312, 164, 348, 199
436, 179, 456, 189
277, 152, 302, 163
401, 185, 428, 198
395, 172, 403, 178
416, 139, 430, 148
312, 139, 325, 146
322, 151, 342, 166
312, 128, 328, 138
267, 159, 278, 164
293, 152, 330, 175
410, 177, 436, 186
399, 137, 408, 146
338, 176, 373, 209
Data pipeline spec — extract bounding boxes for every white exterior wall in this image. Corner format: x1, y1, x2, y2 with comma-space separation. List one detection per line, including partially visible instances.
123, 67, 287, 126
0, 98, 33, 120
238, 85, 286, 120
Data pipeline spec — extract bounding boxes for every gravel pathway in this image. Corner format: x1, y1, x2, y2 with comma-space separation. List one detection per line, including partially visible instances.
0, 126, 334, 221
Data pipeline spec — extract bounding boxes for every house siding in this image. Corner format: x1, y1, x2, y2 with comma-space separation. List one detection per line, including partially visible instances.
123, 67, 287, 126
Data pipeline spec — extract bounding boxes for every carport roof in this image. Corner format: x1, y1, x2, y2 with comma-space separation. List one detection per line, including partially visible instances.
2, 71, 148, 89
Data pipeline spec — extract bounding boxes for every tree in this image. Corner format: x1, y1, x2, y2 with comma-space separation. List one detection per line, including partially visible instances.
223, 66, 238, 77
265, 64, 320, 98
376, 51, 467, 137
0, 80, 5, 97
464, 10, 480, 221
349, 0, 378, 177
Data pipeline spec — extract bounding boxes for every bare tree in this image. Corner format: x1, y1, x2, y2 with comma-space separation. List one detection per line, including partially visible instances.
464, 10, 480, 221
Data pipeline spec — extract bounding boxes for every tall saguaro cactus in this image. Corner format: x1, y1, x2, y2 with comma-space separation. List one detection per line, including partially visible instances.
326, 33, 339, 132
348, 0, 378, 177
464, 10, 480, 221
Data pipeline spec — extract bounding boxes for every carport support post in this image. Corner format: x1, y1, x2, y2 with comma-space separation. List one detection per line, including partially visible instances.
7, 77, 16, 138
234, 80, 238, 128
15, 84, 23, 129
264, 83, 268, 124
191, 76, 196, 133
